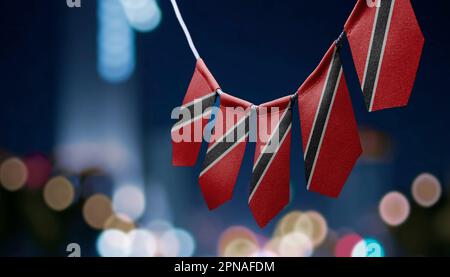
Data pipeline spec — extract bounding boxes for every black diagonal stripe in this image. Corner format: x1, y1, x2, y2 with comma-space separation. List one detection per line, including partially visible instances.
362, 0, 394, 109
200, 113, 250, 174
249, 107, 292, 197
304, 50, 343, 185
173, 93, 217, 129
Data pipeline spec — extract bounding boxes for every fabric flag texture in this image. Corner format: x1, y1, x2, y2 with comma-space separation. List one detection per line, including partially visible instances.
199, 93, 252, 210
170, 0, 425, 227
172, 59, 220, 166
344, 0, 424, 111
249, 96, 293, 227
298, 44, 362, 198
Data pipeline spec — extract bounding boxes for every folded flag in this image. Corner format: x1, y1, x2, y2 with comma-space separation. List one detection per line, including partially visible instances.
249, 96, 293, 227
199, 92, 252, 210
172, 59, 220, 166
298, 44, 362, 197
344, 0, 424, 111
169, 0, 425, 228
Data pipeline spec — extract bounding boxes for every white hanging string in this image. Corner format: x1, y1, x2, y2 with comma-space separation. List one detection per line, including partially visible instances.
170, 0, 200, 60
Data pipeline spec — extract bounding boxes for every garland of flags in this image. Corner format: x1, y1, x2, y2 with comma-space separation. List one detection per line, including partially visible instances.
170, 0, 424, 227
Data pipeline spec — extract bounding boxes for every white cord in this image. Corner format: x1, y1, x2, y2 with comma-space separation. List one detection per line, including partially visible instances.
170, 0, 200, 60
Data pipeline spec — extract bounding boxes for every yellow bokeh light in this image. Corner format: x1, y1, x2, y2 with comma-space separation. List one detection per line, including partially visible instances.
104, 213, 135, 232
218, 226, 257, 257
83, 194, 113, 230
0, 157, 28, 191
263, 237, 282, 256
43, 176, 75, 211
273, 210, 328, 248
273, 210, 303, 238
301, 211, 328, 247
222, 238, 259, 257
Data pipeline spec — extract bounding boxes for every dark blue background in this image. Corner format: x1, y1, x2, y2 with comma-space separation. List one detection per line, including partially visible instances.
0, 0, 449, 256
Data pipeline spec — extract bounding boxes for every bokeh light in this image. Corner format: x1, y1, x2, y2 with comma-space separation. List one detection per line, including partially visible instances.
98, 0, 135, 83
120, 0, 162, 32
263, 237, 282, 256
273, 211, 303, 238
379, 191, 410, 226
251, 249, 278, 257
352, 238, 385, 257
174, 229, 196, 257
112, 185, 146, 221
104, 213, 135, 232
56, 143, 128, 176
0, 157, 28, 191
412, 173, 442, 208
334, 233, 363, 257
23, 154, 52, 189
82, 194, 113, 230
302, 211, 328, 247
128, 229, 158, 257
359, 128, 392, 161
292, 213, 314, 238
113, 185, 145, 220
222, 238, 259, 257
160, 229, 196, 257
97, 229, 131, 257
218, 226, 258, 257
158, 228, 180, 257
43, 176, 75, 211
273, 210, 328, 249
147, 219, 173, 236
279, 232, 313, 257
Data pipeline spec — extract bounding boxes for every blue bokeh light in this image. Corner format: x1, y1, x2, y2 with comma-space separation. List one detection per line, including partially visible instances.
97, 0, 135, 83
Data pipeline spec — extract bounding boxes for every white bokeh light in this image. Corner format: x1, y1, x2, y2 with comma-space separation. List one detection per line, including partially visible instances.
158, 228, 196, 257
113, 185, 146, 221
172, 229, 195, 257
279, 232, 313, 257
120, 0, 162, 32
97, 229, 131, 257
128, 229, 158, 257
352, 238, 385, 257
159, 228, 180, 257
351, 240, 367, 257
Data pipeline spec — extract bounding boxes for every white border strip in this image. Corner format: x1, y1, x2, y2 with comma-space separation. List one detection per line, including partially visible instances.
253, 104, 291, 170
306, 68, 343, 190
304, 48, 337, 159
369, 0, 396, 112
249, 123, 292, 202
199, 134, 248, 177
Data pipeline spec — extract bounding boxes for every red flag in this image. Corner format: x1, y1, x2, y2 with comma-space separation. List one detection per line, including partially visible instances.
344, 0, 424, 111
172, 59, 220, 166
298, 44, 362, 197
249, 96, 292, 227
199, 93, 252, 209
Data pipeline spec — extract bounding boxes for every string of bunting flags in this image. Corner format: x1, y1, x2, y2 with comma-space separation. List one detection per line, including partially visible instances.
170, 0, 424, 227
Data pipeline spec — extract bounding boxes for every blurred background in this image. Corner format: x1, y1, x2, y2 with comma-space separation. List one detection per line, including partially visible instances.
0, 0, 449, 257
